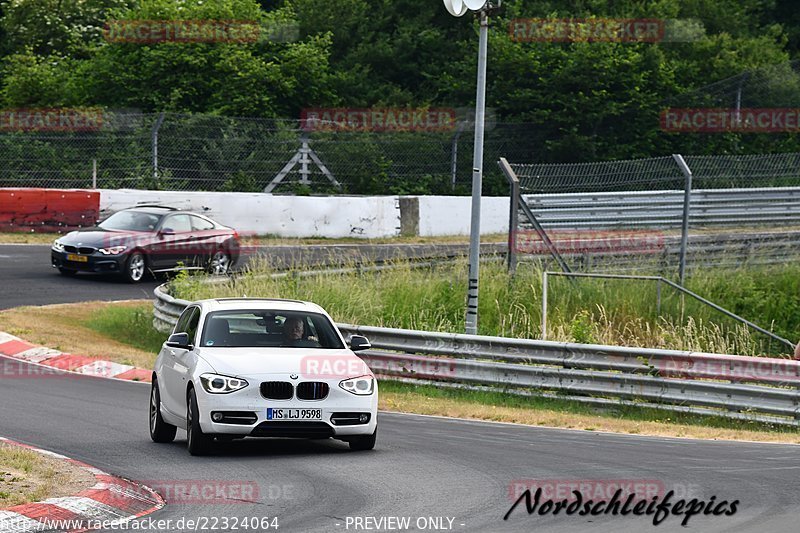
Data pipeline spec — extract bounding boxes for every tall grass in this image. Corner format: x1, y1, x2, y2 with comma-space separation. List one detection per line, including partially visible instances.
170, 258, 800, 357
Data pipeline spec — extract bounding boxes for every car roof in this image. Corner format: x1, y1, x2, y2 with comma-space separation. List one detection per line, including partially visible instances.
123, 205, 181, 215
122, 206, 217, 222
193, 298, 328, 314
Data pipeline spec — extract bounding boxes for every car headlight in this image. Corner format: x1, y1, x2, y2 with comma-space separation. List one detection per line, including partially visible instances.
199, 373, 249, 394
97, 246, 127, 255
339, 375, 374, 396
52, 240, 65, 252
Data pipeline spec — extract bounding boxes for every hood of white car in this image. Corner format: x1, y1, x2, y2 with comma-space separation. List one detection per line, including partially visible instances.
195, 348, 372, 380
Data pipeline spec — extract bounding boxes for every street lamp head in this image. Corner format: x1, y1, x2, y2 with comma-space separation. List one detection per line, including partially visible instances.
463, 0, 488, 9
443, 0, 501, 17
443, 0, 468, 17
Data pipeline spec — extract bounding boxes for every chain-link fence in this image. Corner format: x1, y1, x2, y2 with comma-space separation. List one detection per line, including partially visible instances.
0, 112, 538, 195
502, 152, 800, 276
664, 60, 800, 109
510, 153, 800, 193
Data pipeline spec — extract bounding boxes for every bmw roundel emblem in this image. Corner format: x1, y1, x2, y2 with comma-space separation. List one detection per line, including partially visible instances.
290, 374, 298, 380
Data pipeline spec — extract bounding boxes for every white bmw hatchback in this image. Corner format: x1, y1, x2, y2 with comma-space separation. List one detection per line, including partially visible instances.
149, 298, 378, 455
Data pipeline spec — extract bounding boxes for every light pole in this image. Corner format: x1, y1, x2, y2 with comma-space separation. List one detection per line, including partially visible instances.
443, 0, 498, 334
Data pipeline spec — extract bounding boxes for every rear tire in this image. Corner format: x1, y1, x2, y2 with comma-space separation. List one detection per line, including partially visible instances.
207, 250, 231, 275
123, 251, 147, 283
149, 378, 177, 443
348, 428, 377, 451
187, 388, 214, 456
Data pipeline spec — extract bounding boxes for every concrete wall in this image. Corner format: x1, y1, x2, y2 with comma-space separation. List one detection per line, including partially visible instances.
91, 189, 511, 238
100, 190, 402, 238
415, 196, 509, 236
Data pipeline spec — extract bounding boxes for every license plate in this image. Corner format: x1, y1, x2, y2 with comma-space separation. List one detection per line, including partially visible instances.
266, 408, 322, 421
66, 254, 88, 263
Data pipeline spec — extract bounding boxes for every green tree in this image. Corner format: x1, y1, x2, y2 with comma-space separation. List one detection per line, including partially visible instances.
81, 0, 335, 116
0, 0, 130, 58
0, 52, 83, 107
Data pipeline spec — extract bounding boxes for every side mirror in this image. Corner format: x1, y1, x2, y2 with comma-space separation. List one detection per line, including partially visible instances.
349, 335, 371, 352
159, 227, 175, 237
166, 332, 192, 350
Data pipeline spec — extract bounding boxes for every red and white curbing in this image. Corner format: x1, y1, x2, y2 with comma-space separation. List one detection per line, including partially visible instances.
0, 437, 164, 532
0, 332, 151, 383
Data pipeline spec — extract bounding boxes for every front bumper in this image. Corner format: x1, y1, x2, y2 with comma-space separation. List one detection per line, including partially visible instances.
195, 382, 378, 438
51, 250, 127, 274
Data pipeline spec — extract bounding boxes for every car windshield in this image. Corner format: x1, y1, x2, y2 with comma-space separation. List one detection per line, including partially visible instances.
200, 310, 345, 349
98, 211, 162, 232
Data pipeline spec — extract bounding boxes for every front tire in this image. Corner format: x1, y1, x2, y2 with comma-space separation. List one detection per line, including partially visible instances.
186, 388, 213, 456
123, 251, 147, 283
149, 378, 177, 443
348, 428, 377, 451
58, 268, 77, 276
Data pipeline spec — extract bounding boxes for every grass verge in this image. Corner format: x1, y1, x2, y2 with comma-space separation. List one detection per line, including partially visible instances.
83, 303, 168, 355
0, 301, 797, 443
0, 301, 157, 370
0, 443, 96, 509
0, 232, 61, 244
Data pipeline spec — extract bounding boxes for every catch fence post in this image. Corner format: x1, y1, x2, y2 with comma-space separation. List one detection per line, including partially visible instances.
672, 154, 693, 285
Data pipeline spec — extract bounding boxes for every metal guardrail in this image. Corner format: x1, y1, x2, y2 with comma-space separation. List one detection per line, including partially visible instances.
521, 187, 800, 229
153, 285, 190, 333
154, 284, 800, 426
514, 229, 800, 272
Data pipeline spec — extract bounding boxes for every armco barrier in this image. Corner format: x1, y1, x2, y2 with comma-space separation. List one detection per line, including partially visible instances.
0, 188, 99, 231
521, 188, 800, 229
154, 284, 800, 426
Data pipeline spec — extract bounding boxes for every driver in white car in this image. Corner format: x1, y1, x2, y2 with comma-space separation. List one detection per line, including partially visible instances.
283, 316, 321, 348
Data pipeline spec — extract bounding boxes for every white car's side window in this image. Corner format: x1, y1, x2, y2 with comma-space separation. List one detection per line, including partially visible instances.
174, 307, 194, 335
185, 308, 201, 346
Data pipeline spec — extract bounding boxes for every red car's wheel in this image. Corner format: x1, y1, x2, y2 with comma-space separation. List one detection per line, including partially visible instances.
208, 250, 231, 275
124, 251, 147, 283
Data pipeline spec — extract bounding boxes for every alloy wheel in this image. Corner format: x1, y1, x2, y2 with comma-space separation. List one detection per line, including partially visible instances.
129, 253, 145, 281
210, 251, 230, 275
